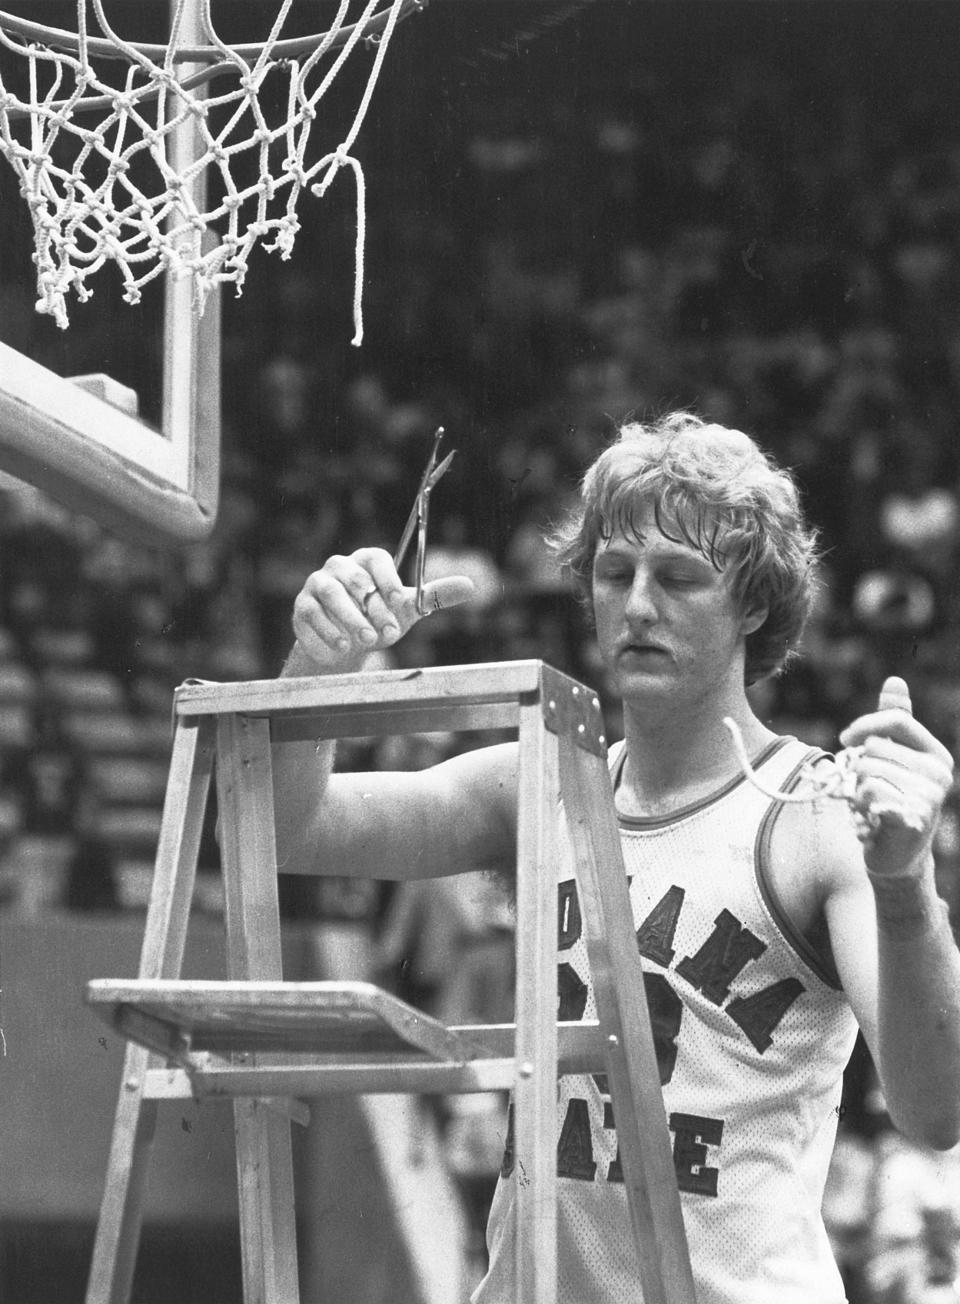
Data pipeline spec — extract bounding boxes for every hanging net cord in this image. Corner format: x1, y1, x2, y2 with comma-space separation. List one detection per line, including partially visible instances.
723, 716, 926, 839
0, 0, 421, 342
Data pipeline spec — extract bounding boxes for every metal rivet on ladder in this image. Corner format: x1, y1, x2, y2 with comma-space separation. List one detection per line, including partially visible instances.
518, 1061, 534, 1079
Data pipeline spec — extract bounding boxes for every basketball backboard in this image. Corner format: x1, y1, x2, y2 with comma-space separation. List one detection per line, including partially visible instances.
0, 1, 221, 547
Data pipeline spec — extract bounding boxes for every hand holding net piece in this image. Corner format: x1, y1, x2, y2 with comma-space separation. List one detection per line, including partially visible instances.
0, 0, 425, 339
722, 716, 926, 838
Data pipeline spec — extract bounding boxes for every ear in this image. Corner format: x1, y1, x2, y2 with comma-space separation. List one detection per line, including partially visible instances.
739, 602, 769, 638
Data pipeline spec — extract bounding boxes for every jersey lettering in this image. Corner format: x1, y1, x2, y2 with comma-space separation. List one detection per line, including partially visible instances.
636, 884, 685, 966
727, 976, 806, 1052
644, 971, 683, 1085
675, 908, 767, 1004
500, 1104, 514, 1179
557, 1098, 598, 1180
544, 1097, 725, 1194
546, 876, 805, 1198
670, 1112, 724, 1196
558, 961, 589, 1021
558, 880, 581, 950
603, 1101, 623, 1183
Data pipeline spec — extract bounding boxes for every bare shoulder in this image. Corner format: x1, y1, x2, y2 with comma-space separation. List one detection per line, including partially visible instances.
766, 771, 875, 925
766, 774, 880, 1036
298, 740, 519, 882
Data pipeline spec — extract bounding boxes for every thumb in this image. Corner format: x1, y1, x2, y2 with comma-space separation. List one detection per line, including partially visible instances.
878, 675, 913, 715
417, 574, 476, 615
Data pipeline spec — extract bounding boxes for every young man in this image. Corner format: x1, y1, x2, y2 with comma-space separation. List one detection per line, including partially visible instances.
274, 413, 960, 1303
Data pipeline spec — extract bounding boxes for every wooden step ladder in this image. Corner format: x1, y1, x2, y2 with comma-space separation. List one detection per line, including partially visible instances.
84, 660, 695, 1304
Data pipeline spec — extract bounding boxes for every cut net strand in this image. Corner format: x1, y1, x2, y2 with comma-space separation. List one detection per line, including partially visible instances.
723, 716, 926, 836
0, 0, 421, 341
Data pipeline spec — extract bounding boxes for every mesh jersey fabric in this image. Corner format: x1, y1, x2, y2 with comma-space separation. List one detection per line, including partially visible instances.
473, 735, 860, 1304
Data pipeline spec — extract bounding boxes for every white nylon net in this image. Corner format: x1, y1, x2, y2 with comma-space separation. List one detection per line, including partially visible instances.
0, 0, 418, 341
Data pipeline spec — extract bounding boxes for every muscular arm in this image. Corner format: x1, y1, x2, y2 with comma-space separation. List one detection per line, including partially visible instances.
791, 678, 960, 1150
270, 548, 517, 884
275, 735, 519, 882
826, 840, 960, 1150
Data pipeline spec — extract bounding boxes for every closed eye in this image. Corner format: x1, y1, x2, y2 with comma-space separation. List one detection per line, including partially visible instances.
595, 565, 634, 586
659, 570, 708, 588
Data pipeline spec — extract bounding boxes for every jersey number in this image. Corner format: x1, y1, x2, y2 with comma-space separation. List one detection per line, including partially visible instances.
644, 971, 683, 1085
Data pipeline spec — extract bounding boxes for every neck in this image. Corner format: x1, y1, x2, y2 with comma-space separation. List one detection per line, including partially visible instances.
617, 690, 773, 814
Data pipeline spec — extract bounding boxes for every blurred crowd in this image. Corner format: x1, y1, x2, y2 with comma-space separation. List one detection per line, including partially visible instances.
2, 3, 960, 1297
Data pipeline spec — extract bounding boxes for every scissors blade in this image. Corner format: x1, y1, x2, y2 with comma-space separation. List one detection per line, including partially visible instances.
425, 448, 456, 491
393, 428, 454, 571
393, 502, 420, 571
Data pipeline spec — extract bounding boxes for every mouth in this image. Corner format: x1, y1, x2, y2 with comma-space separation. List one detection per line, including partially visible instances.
619, 642, 668, 661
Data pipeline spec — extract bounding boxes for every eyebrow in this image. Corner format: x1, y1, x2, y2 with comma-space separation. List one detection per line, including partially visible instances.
595, 539, 716, 569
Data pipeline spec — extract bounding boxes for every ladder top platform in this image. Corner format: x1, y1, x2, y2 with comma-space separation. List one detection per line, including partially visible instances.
174, 659, 602, 717
172, 661, 609, 755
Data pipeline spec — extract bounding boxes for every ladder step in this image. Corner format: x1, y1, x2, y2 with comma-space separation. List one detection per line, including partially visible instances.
87, 978, 497, 1061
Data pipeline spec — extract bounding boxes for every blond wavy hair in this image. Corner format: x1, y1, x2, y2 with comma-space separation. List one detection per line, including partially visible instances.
551, 412, 820, 684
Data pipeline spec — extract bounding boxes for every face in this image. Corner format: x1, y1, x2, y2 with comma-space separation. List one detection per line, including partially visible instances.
591, 501, 765, 715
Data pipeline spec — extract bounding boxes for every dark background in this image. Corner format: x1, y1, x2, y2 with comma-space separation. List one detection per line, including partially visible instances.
1, 4, 960, 1301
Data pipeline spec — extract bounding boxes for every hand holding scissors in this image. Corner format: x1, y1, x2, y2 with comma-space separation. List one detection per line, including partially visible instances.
291, 427, 474, 669
365, 425, 456, 617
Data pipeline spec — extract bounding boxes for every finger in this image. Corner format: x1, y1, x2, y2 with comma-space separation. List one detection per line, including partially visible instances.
841, 710, 930, 751
415, 574, 476, 616
354, 547, 406, 611
292, 589, 354, 659
878, 675, 912, 715
841, 715, 955, 775
857, 732, 954, 786
850, 753, 942, 805
300, 566, 382, 648
839, 676, 951, 759
840, 676, 913, 748
852, 775, 928, 832
358, 588, 402, 639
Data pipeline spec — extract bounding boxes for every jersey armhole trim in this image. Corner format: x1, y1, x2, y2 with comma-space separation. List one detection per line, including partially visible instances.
754, 749, 844, 991
610, 736, 794, 828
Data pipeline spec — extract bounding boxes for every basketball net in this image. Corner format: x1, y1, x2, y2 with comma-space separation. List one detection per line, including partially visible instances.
0, 0, 422, 343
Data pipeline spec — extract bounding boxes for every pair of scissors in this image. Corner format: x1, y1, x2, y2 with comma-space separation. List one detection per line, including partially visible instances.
388, 426, 457, 616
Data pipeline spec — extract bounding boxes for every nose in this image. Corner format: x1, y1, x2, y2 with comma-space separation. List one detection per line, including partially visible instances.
625, 570, 658, 626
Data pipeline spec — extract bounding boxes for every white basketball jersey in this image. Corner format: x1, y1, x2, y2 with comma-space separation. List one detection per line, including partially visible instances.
474, 736, 860, 1304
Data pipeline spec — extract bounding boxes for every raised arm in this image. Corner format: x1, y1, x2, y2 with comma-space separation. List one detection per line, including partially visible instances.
820, 677, 960, 1149
270, 547, 518, 884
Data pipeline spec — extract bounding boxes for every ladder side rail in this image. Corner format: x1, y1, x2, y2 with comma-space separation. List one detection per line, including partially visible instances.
558, 735, 697, 1304
86, 714, 216, 1304
216, 713, 300, 1304
513, 697, 561, 1304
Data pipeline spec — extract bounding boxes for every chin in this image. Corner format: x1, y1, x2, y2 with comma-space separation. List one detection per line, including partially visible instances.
615, 667, 674, 699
